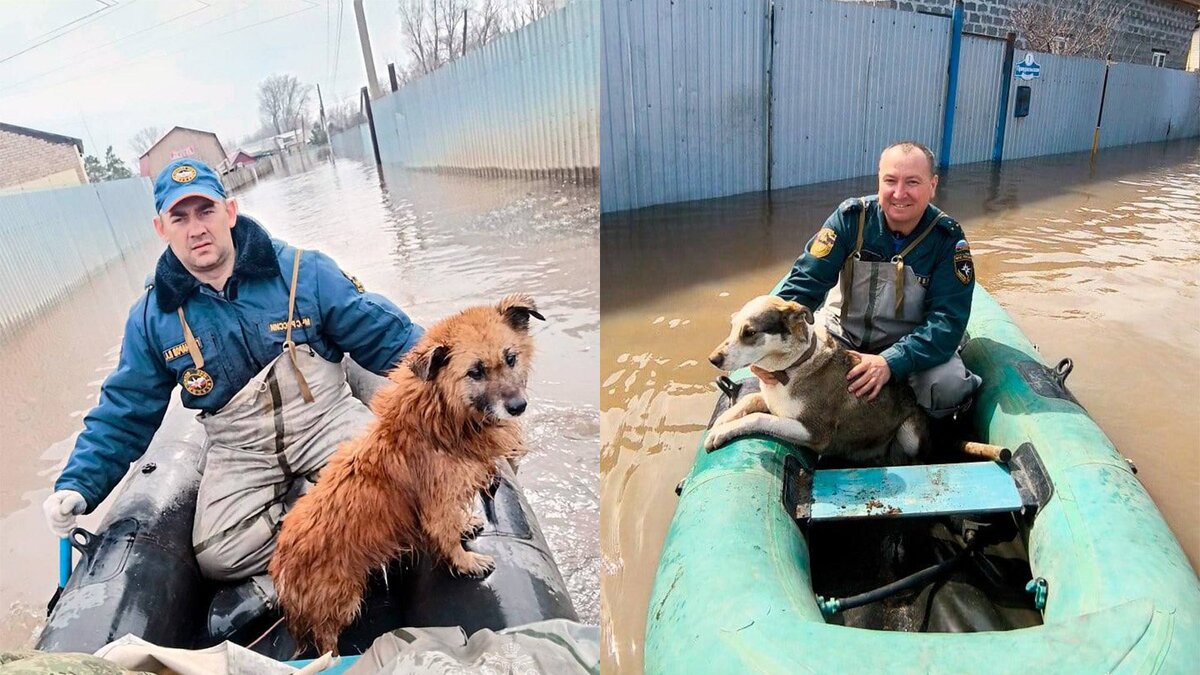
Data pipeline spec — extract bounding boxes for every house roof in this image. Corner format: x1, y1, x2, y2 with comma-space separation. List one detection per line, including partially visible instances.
140, 125, 227, 160
0, 122, 84, 154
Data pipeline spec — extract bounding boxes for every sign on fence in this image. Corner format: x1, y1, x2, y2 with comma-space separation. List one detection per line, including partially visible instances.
1014, 53, 1041, 80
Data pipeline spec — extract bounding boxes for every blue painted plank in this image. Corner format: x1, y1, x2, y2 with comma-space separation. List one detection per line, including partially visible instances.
285, 655, 359, 673
811, 461, 1022, 521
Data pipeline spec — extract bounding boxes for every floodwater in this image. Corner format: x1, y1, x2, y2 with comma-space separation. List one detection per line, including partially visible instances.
0, 159, 599, 648
600, 140, 1200, 673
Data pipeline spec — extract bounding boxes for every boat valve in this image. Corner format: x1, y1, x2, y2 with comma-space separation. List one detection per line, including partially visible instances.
1026, 577, 1048, 611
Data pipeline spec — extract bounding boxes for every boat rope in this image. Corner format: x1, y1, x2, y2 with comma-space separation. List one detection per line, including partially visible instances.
816, 543, 977, 615
246, 616, 287, 650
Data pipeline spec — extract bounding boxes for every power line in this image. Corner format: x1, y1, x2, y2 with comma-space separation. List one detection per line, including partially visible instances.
0, 1, 213, 94
325, 0, 332, 86
330, 0, 345, 95
0, 0, 121, 65
23, 0, 114, 43
208, 1, 319, 39
1, 1, 318, 100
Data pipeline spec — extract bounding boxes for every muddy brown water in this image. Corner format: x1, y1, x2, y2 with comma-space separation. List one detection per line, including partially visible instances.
0, 160, 599, 648
600, 140, 1200, 673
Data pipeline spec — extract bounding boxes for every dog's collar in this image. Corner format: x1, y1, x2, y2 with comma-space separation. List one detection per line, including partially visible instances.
755, 336, 819, 386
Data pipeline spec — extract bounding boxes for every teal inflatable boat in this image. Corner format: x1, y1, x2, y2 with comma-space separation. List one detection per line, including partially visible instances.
645, 286, 1199, 673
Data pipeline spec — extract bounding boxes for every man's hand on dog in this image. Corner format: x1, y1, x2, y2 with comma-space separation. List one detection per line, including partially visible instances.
847, 352, 891, 401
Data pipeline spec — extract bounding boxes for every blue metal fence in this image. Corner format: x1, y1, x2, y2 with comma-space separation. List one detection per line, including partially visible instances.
0, 178, 158, 341
332, 0, 600, 180
601, 0, 771, 213
600, 0, 1200, 213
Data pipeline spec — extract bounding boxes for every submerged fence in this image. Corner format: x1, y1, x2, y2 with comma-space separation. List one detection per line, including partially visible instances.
601, 0, 1200, 213
332, 0, 600, 180
0, 178, 158, 341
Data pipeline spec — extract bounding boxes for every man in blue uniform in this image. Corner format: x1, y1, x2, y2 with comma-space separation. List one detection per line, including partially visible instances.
42, 159, 423, 587
777, 140, 980, 417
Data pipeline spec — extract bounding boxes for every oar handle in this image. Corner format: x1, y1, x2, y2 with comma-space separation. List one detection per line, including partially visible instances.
59, 537, 72, 588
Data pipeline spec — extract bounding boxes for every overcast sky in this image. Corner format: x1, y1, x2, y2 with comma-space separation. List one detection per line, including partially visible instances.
0, 0, 414, 164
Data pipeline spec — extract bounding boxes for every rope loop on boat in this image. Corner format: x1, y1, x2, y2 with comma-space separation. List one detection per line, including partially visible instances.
1053, 357, 1073, 387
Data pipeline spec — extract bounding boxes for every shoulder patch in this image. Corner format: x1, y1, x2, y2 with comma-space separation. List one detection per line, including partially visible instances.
838, 197, 865, 214
809, 228, 838, 258
342, 270, 365, 293
935, 215, 961, 233
954, 250, 974, 285
954, 239, 970, 252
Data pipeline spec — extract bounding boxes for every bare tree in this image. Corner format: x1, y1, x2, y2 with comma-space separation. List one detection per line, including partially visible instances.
397, 0, 525, 80
326, 102, 365, 132
257, 74, 313, 136
1009, 0, 1126, 59
129, 126, 162, 155
508, 0, 558, 29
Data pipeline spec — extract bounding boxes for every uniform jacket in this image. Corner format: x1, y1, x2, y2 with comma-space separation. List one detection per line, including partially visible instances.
776, 196, 974, 381
55, 215, 423, 511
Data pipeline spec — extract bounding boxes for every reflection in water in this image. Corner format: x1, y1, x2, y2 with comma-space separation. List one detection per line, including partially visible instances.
600, 140, 1200, 674
0, 160, 599, 648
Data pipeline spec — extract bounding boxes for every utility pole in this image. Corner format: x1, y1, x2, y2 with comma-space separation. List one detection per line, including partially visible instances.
316, 84, 330, 139
353, 0, 383, 100
316, 83, 334, 161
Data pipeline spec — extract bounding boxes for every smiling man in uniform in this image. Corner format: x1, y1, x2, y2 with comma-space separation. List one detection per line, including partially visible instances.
42, 158, 423, 621
776, 140, 980, 418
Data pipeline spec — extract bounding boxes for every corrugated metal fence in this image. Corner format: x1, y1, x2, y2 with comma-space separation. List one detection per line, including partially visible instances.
600, 0, 770, 213
1001, 53, 1107, 160
601, 0, 1200, 213
770, 0, 950, 189
0, 178, 158, 341
331, 0, 599, 180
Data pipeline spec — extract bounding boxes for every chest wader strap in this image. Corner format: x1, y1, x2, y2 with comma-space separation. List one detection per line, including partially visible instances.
891, 213, 941, 317
177, 308, 204, 369
838, 198, 868, 325
284, 250, 315, 404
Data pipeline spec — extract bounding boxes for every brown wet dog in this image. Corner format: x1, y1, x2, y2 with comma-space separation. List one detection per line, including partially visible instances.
268, 294, 544, 655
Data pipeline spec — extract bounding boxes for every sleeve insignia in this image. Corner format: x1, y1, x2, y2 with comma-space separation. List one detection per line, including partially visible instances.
809, 227, 838, 259
954, 250, 974, 285
838, 198, 864, 214
342, 270, 365, 293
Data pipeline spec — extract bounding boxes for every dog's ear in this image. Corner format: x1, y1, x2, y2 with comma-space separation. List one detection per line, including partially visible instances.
408, 343, 451, 381
783, 302, 814, 334
497, 293, 545, 331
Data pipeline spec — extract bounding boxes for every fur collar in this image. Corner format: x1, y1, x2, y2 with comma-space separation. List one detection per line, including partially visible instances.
153, 215, 279, 312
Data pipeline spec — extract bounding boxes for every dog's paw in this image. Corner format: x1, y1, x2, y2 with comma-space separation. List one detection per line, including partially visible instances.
461, 515, 485, 539
452, 551, 496, 578
704, 428, 730, 452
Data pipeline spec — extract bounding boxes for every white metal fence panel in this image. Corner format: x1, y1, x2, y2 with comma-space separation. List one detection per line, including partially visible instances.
1002, 51, 1106, 161
330, 123, 367, 161
371, 0, 598, 178
0, 178, 158, 340
1099, 64, 1200, 147
600, 0, 771, 213
951, 34, 1005, 165
770, 0, 949, 189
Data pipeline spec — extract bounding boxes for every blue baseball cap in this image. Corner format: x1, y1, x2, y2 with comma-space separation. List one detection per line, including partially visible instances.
154, 158, 226, 213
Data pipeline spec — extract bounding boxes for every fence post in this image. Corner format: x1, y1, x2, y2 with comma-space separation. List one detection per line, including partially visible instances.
938, 0, 964, 170
992, 32, 1016, 163
362, 86, 383, 166
1090, 54, 1112, 163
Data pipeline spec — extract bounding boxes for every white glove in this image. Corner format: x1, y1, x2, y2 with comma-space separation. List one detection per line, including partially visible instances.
43, 490, 87, 538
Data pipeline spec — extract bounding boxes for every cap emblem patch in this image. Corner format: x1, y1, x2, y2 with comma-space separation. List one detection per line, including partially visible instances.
172, 165, 198, 184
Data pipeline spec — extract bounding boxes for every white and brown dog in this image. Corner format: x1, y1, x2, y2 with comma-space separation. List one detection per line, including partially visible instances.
705, 295, 929, 465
